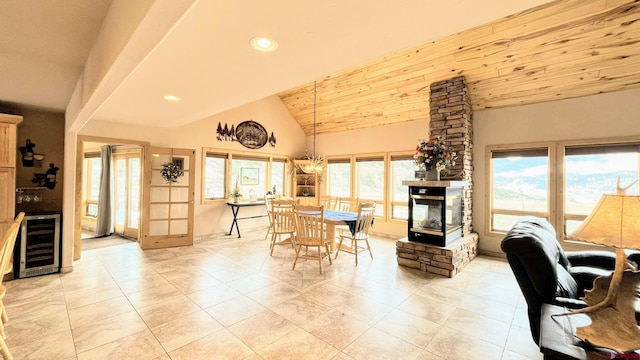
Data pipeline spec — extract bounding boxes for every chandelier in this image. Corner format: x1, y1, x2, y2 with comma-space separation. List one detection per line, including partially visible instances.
301, 80, 326, 174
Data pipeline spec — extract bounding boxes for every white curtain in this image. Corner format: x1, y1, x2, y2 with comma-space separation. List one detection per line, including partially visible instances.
95, 145, 113, 237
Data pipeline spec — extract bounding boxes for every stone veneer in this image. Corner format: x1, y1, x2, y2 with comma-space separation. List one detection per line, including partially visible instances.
429, 76, 473, 236
396, 233, 478, 278
396, 76, 477, 277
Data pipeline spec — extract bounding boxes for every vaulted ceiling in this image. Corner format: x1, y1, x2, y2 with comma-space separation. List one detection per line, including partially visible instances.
2, 1, 639, 137
279, 0, 640, 135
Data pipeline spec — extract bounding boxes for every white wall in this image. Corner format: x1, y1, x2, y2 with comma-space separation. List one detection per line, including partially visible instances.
473, 88, 640, 254
314, 119, 429, 156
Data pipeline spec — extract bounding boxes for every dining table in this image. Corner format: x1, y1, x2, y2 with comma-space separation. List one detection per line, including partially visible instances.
322, 209, 359, 251
267, 209, 359, 250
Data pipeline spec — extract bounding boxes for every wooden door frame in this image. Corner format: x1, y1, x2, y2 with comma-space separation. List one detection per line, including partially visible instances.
74, 136, 149, 260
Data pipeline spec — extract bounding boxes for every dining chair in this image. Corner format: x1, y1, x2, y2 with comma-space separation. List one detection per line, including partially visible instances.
335, 202, 375, 265
320, 195, 337, 211
334, 197, 358, 238
292, 205, 332, 274
269, 199, 296, 256
336, 197, 357, 212
264, 194, 275, 241
0, 212, 24, 360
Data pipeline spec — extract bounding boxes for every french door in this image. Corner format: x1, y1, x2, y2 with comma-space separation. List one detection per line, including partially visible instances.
141, 147, 195, 249
112, 149, 142, 239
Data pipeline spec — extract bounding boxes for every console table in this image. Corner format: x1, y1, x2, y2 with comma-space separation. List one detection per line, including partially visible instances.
540, 304, 639, 359
226, 201, 266, 238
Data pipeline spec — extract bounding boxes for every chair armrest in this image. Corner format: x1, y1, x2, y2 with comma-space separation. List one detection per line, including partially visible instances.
570, 266, 613, 294
627, 250, 640, 269
550, 297, 587, 310
565, 251, 617, 270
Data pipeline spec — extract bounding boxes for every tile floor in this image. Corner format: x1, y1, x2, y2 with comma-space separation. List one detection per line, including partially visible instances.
4, 230, 543, 360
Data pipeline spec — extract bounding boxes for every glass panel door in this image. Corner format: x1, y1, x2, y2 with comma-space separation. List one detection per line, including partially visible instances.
141, 147, 195, 249
113, 150, 142, 239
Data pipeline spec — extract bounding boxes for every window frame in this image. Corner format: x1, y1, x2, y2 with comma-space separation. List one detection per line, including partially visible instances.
323, 151, 416, 223
485, 142, 555, 236
83, 152, 102, 219
389, 152, 415, 222
201, 148, 290, 204
325, 156, 353, 198
485, 136, 640, 244
355, 153, 386, 217
557, 137, 640, 242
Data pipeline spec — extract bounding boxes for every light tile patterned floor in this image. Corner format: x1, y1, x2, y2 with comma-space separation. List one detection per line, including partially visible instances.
4, 230, 543, 360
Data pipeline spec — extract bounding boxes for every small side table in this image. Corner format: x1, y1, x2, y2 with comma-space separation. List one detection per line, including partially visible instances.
539, 304, 639, 360
226, 201, 266, 238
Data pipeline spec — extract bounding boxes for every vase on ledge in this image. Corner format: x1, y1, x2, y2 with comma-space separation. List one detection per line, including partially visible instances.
414, 168, 440, 181
425, 168, 440, 181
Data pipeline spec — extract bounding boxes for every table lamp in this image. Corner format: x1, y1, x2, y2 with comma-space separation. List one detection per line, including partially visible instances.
567, 181, 640, 353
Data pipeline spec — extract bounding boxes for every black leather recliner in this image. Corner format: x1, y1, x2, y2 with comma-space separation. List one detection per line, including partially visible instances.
501, 216, 622, 345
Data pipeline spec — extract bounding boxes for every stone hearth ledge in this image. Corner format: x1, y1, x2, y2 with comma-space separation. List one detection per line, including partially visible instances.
396, 233, 478, 278
401, 180, 468, 187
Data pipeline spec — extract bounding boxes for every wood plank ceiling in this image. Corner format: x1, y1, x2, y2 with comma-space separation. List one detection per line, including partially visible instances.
278, 0, 640, 135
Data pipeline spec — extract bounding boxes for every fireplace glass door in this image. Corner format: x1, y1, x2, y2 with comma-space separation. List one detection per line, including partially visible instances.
408, 186, 462, 246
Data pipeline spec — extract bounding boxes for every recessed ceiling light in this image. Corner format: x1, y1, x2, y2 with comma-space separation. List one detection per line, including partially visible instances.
164, 95, 181, 102
250, 36, 278, 52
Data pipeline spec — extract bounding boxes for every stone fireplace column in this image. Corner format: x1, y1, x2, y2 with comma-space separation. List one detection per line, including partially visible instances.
428, 76, 473, 236
396, 75, 477, 278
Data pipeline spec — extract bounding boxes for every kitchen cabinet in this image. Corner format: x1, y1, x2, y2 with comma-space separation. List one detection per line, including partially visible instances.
0, 113, 22, 235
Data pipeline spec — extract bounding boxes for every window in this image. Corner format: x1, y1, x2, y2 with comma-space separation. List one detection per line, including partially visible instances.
356, 156, 385, 216
323, 152, 418, 221
487, 137, 640, 241
129, 158, 141, 229
326, 158, 351, 197
489, 147, 550, 232
390, 154, 414, 220
202, 149, 288, 203
232, 156, 268, 199
563, 143, 640, 237
204, 152, 227, 200
271, 159, 286, 195
83, 155, 102, 217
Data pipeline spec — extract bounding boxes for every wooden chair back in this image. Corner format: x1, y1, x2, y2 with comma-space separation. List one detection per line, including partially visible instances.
320, 195, 337, 211
1, 212, 24, 276
271, 199, 296, 234
264, 195, 276, 240
354, 202, 376, 236
293, 205, 325, 246
336, 197, 358, 212
0, 212, 25, 359
265, 195, 276, 221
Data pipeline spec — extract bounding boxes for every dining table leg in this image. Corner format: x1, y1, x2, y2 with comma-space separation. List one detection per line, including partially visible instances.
325, 223, 337, 251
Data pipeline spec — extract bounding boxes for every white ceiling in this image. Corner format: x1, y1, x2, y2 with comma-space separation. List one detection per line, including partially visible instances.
0, 0, 112, 111
0, 0, 552, 128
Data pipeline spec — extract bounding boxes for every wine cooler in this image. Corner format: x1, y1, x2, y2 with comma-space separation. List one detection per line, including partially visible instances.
15, 213, 61, 278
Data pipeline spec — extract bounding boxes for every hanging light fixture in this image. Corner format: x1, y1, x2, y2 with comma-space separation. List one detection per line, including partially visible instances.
301, 80, 326, 174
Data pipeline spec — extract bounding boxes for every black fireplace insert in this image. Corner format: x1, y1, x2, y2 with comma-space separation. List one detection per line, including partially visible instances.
407, 185, 462, 246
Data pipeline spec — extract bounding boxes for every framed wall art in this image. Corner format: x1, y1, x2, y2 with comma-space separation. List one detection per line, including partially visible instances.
241, 167, 259, 185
